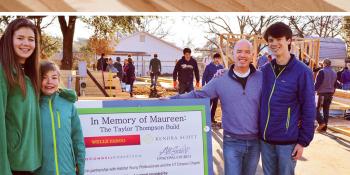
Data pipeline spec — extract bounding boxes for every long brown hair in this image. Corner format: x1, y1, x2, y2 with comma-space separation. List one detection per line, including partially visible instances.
0, 18, 40, 97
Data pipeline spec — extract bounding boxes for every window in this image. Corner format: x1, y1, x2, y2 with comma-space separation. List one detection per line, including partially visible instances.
140, 34, 145, 42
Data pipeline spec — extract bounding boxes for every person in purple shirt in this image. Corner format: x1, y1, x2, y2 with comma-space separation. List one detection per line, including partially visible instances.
202, 53, 224, 126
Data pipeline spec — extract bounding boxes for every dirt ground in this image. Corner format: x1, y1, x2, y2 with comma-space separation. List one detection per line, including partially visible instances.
133, 84, 224, 120
133, 85, 178, 97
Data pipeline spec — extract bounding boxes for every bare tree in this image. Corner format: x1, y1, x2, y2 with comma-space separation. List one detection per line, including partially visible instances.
288, 16, 314, 37
237, 16, 249, 35
342, 16, 350, 60
195, 15, 280, 47
308, 16, 342, 38
0, 16, 15, 33
246, 16, 280, 35
135, 16, 172, 39
194, 16, 236, 51
195, 16, 233, 36
288, 16, 342, 38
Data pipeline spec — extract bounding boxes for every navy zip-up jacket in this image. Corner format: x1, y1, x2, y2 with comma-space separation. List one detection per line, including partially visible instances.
260, 54, 316, 147
202, 62, 224, 86
173, 56, 200, 84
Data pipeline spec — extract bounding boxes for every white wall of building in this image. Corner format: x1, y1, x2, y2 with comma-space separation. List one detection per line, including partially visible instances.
113, 32, 184, 76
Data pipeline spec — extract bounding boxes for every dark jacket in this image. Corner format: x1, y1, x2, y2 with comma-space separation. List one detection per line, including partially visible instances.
337, 69, 344, 83
173, 56, 200, 84
260, 54, 316, 147
341, 68, 350, 84
202, 62, 224, 86
149, 58, 162, 74
314, 67, 337, 94
113, 62, 123, 79
126, 63, 135, 84
97, 57, 107, 71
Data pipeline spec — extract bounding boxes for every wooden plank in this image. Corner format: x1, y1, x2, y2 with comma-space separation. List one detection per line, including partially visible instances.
38, 0, 75, 11
0, 0, 75, 11
334, 90, 350, 99
1, 0, 349, 12
0, 0, 34, 11
233, 0, 344, 12
328, 126, 350, 137
192, 0, 249, 11
119, 0, 348, 12
66, 0, 131, 11
118, 0, 170, 12
159, 0, 217, 11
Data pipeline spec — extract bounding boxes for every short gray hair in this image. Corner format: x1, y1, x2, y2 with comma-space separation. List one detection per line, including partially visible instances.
323, 59, 331, 67
233, 39, 253, 56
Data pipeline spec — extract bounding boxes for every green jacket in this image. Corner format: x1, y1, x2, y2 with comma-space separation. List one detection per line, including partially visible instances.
0, 66, 42, 175
36, 89, 85, 175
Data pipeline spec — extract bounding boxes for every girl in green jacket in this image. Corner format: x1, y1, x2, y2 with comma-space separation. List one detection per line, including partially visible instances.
0, 18, 42, 175
36, 61, 85, 175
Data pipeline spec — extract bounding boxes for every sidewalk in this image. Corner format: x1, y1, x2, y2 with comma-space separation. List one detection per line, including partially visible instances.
212, 128, 350, 175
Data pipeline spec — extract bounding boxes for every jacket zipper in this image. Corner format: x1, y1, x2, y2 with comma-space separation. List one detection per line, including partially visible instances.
231, 71, 252, 95
263, 64, 287, 140
242, 76, 252, 95
57, 111, 61, 129
49, 98, 60, 175
286, 107, 291, 132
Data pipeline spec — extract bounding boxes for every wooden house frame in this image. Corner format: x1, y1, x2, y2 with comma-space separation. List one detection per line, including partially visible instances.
219, 33, 320, 70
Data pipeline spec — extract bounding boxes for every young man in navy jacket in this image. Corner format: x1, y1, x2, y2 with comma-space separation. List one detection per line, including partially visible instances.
202, 53, 224, 125
173, 48, 200, 94
259, 22, 316, 175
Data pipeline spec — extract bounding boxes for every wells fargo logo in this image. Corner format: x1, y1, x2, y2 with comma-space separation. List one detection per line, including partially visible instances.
84, 135, 141, 147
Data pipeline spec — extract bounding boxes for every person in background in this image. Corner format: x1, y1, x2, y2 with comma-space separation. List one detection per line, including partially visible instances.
257, 52, 270, 69
173, 48, 200, 94
337, 66, 345, 87
341, 63, 350, 90
126, 57, 136, 97
149, 53, 162, 89
96, 53, 107, 71
106, 58, 118, 76
313, 62, 323, 74
314, 59, 337, 132
121, 58, 129, 92
202, 53, 224, 127
113, 57, 123, 81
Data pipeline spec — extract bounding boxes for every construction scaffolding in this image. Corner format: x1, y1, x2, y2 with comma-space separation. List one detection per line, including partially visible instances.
219, 33, 321, 70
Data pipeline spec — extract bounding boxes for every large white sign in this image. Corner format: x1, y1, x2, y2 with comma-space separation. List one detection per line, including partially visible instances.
77, 100, 212, 175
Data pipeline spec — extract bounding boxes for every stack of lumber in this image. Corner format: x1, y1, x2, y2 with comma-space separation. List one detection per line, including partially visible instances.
334, 89, 350, 99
